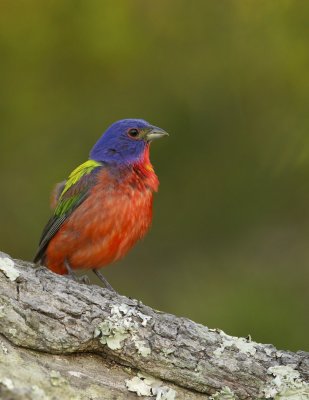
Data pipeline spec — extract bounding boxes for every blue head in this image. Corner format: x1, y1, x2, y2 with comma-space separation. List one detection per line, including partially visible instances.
90, 119, 168, 165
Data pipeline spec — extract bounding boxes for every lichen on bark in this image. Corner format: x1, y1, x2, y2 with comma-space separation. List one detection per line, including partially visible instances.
0, 252, 308, 399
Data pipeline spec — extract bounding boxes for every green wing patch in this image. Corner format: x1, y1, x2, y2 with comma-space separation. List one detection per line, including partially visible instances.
55, 160, 102, 217
34, 159, 103, 263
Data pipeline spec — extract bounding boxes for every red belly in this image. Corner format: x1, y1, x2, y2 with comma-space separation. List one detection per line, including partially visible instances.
45, 179, 154, 275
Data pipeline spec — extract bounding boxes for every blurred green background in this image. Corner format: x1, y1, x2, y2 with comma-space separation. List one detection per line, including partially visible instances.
0, 1, 308, 351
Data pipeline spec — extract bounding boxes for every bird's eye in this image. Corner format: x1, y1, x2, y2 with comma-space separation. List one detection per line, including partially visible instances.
128, 128, 139, 138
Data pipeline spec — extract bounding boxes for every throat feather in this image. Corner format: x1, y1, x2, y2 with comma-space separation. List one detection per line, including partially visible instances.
133, 146, 159, 192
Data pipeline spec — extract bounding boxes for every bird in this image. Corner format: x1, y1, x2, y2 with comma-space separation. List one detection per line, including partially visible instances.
33, 119, 168, 290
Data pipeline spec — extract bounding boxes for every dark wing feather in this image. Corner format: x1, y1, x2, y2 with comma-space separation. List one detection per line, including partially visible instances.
33, 165, 102, 264
50, 180, 67, 209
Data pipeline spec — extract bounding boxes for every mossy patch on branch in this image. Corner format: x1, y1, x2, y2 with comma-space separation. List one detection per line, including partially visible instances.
0, 253, 19, 282
126, 372, 176, 399
94, 303, 152, 356
213, 330, 257, 357
262, 365, 309, 399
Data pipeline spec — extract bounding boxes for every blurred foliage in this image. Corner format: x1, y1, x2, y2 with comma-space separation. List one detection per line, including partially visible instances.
0, 0, 308, 351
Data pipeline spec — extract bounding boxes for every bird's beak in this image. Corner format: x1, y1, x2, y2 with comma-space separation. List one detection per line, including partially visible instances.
145, 127, 169, 142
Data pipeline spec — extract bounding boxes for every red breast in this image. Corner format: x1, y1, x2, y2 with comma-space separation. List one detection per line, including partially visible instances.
45, 152, 159, 274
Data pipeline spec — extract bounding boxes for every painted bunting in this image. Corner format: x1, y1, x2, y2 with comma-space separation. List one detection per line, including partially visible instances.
34, 119, 168, 290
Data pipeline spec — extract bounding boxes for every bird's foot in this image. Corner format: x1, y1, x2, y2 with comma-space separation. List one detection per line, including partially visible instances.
65, 272, 90, 284
78, 275, 90, 284
93, 269, 116, 292
64, 260, 90, 284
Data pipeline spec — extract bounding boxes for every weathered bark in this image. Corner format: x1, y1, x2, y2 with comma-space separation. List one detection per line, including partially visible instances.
0, 251, 308, 400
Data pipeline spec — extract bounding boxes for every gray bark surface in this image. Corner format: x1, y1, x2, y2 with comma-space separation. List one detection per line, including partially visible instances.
0, 252, 308, 399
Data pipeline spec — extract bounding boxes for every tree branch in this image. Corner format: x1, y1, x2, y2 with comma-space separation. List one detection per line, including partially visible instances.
0, 251, 308, 399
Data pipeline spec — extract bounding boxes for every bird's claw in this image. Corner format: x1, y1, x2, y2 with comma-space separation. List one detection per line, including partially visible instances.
65, 273, 90, 285
78, 275, 90, 285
